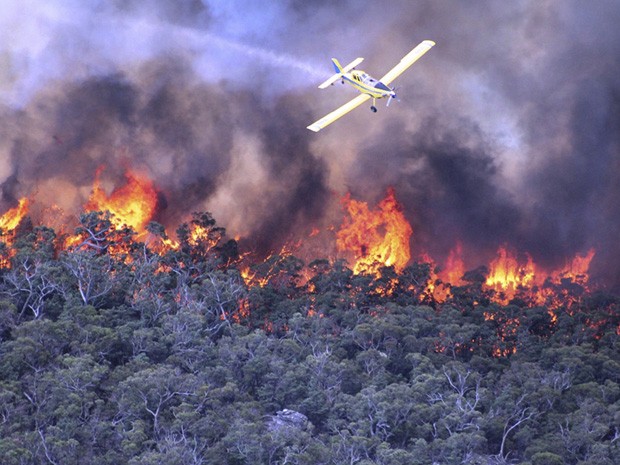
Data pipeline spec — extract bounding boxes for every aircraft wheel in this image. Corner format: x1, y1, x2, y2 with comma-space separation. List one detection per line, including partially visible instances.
371, 106, 377, 113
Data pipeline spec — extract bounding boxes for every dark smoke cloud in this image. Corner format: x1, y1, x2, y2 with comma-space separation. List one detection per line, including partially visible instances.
1, 0, 619, 288
240, 94, 330, 255
0, 53, 328, 247
351, 116, 522, 265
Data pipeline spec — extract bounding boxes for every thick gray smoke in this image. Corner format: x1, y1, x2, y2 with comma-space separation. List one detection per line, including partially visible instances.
1, 0, 619, 287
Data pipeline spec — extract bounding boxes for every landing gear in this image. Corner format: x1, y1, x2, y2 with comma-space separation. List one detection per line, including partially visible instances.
370, 97, 378, 113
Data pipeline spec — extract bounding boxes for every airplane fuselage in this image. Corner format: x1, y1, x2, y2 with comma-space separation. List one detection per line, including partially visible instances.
342, 70, 395, 99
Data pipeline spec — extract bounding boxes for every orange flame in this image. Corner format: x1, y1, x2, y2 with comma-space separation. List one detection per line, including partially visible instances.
0, 178, 601, 320
485, 246, 537, 303
187, 224, 218, 250
336, 188, 412, 275
481, 246, 595, 305
0, 198, 30, 232
0, 198, 30, 268
85, 168, 158, 234
555, 248, 595, 281
428, 243, 466, 301
441, 243, 465, 286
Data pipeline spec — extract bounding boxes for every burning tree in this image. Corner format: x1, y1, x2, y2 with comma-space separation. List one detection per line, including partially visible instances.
336, 188, 412, 276
0, 166, 610, 347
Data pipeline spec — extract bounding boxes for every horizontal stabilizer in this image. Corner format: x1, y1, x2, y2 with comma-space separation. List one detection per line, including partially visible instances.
342, 57, 364, 73
318, 57, 364, 89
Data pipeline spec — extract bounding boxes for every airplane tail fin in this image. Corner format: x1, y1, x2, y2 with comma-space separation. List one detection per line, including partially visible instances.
318, 57, 364, 89
331, 58, 343, 74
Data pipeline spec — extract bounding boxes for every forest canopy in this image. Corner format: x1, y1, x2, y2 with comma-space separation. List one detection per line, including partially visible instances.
0, 211, 618, 465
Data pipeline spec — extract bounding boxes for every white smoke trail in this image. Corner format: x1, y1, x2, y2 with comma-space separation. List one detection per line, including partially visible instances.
166, 22, 329, 86
107, 14, 329, 84
198, 32, 327, 80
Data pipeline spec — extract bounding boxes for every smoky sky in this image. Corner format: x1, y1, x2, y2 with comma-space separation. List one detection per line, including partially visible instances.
1, 0, 620, 287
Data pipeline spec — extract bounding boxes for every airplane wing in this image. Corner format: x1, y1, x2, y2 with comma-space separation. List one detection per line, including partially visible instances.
306, 94, 371, 132
379, 40, 435, 86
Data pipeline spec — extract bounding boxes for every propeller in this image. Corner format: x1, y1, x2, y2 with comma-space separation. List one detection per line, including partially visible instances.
386, 86, 399, 107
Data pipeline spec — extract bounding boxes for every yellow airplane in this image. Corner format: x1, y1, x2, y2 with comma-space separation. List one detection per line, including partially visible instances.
307, 40, 435, 132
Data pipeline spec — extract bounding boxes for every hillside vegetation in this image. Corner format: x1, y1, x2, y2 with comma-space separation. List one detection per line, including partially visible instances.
0, 212, 618, 465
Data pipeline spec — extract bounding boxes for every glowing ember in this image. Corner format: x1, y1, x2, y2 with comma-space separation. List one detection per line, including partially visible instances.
63, 234, 84, 250
239, 243, 302, 289
0, 198, 29, 232
85, 168, 158, 234
336, 188, 412, 275
233, 298, 251, 324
